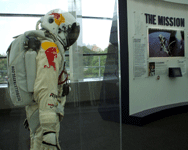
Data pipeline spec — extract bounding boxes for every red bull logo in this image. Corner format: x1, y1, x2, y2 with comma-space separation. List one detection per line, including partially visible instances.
41, 42, 59, 71
50, 13, 61, 20
49, 12, 65, 26
44, 47, 57, 71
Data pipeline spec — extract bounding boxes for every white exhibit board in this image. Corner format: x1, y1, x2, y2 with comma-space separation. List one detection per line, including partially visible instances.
127, 0, 188, 115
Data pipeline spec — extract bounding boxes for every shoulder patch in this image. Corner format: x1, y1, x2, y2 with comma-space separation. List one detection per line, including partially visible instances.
41, 41, 59, 53
42, 41, 59, 71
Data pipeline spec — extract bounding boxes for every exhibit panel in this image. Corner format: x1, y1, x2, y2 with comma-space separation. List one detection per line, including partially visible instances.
127, 0, 188, 118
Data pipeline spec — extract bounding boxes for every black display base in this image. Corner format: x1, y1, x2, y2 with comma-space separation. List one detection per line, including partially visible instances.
128, 102, 188, 126
99, 102, 188, 126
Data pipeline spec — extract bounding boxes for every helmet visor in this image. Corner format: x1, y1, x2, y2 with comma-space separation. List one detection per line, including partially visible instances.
66, 22, 80, 47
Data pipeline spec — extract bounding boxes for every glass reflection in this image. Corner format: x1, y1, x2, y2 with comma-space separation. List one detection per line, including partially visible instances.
0, 0, 120, 149
74, 0, 120, 150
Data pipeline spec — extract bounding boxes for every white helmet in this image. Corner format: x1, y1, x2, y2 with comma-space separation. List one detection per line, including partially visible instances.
36, 9, 80, 50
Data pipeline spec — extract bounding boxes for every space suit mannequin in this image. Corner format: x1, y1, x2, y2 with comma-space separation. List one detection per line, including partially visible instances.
24, 9, 80, 150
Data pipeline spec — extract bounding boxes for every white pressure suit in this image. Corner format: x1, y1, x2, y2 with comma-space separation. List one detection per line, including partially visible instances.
22, 9, 80, 150
25, 37, 66, 150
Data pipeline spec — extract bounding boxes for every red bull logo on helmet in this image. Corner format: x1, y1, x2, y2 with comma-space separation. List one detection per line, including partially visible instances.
49, 12, 65, 26
41, 42, 59, 71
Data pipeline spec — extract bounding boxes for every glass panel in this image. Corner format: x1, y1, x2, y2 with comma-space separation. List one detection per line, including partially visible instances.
0, 1, 121, 150
74, 0, 121, 150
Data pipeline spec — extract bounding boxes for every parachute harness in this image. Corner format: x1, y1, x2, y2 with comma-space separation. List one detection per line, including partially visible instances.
58, 62, 68, 85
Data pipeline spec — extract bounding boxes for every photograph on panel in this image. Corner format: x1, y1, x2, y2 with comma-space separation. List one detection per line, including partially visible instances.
148, 62, 155, 76
148, 28, 184, 57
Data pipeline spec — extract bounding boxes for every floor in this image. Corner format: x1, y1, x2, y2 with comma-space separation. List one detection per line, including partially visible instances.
0, 105, 188, 150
